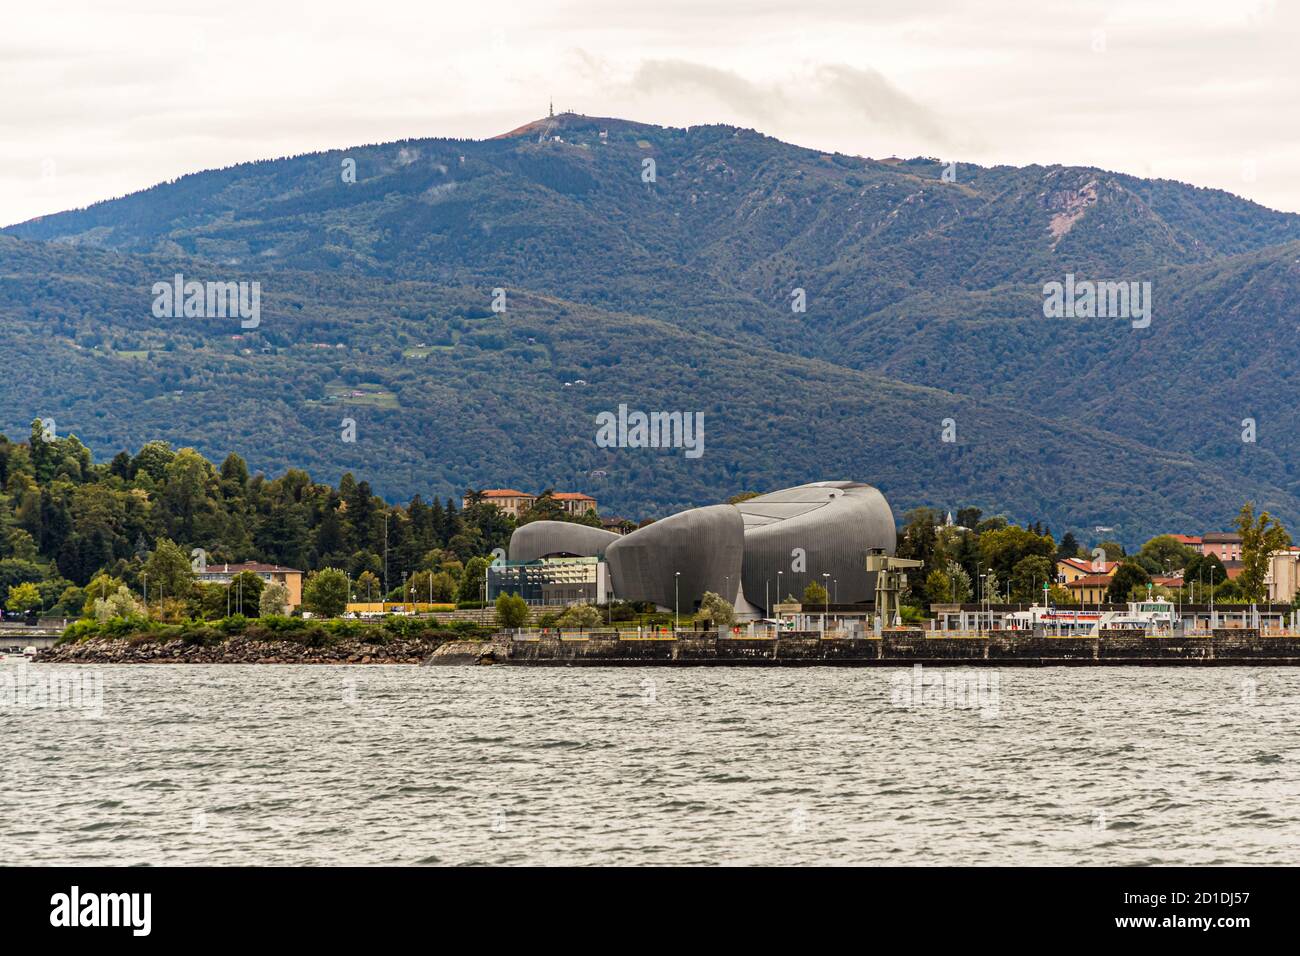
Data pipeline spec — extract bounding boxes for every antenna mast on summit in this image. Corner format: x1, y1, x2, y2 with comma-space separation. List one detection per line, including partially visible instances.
539, 97, 557, 143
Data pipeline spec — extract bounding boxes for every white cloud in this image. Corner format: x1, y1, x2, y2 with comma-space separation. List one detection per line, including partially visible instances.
2, 0, 1298, 225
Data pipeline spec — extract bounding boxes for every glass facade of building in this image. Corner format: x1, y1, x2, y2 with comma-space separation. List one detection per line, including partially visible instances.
486, 557, 609, 606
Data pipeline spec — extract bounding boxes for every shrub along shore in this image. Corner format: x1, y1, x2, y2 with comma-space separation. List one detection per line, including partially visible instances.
40, 614, 493, 664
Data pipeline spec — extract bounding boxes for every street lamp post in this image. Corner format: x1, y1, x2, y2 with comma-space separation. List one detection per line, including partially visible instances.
822, 571, 830, 632
988, 568, 995, 630
674, 571, 681, 632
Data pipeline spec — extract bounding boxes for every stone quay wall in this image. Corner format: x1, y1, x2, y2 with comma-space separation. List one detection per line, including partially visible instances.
425, 629, 1300, 666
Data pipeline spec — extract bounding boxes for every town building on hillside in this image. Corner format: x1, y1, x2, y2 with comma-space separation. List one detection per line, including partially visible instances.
550, 492, 596, 516
194, 562, 303, 608
462, 489, 598, 518
465, 489, 537, 518
1065, 574, 1114, 605
1056, 557, 1117, 584
1168, 534, 1203, 553
1201, 532, 1243, 562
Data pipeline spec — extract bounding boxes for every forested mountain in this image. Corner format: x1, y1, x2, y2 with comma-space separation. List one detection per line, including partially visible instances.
12, 113, 1300, 350
4, 113, 1300, 542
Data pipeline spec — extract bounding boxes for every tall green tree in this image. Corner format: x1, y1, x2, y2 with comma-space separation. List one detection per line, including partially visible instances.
1010, 555, 1054, 602
895, 507, 941, 568
458, 556, 491, 603
5, 581, 42, 613
1236, 503, 1291, 603
1184, 553, 1227, 593
980, 525, 1055, 582
1106, 561, 1151, 603
1138, 534, 1196, 572
303, 568, 349, 617
143, 538, 194, 601
259, 581, 290, 617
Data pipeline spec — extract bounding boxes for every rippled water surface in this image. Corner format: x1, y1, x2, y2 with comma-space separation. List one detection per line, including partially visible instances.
3, 661, 1298, 865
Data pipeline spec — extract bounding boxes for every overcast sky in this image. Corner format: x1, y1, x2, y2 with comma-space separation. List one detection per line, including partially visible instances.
2, 0, 1297, 226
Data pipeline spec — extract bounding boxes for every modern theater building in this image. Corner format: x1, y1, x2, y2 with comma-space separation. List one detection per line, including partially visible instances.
487, 481, 896, 617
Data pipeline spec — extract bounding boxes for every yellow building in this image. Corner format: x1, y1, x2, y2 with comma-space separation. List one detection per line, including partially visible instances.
464, 489, 597, 518
1065, 573, 1113, 605
551, 492, 597, 516
195, 562, 304, 608
465, 489, 538, 517
1056, 557, 1117, 585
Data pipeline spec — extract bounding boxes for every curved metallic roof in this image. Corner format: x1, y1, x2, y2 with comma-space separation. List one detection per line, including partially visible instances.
736, 481, 895, 610
507, 521, 622, 562
604, 505, 744, 611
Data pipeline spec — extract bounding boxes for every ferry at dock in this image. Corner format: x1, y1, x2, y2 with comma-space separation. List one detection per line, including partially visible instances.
1005, 599, 1178, 635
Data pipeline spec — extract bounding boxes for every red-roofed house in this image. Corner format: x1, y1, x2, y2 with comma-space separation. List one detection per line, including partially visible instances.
1065, 574, 1115, 604
463, 489, 598, 518
464, 489, 537, 517
1168, 534, 1203, 553
1202, 532, 1243, 563
550, 492, 597, 517
1056, 557, 1118, 584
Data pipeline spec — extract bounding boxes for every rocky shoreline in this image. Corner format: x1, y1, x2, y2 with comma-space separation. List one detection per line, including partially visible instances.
38, 634, 455, 665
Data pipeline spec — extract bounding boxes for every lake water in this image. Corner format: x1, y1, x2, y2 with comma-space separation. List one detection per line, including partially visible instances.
2, 661, 1298, 865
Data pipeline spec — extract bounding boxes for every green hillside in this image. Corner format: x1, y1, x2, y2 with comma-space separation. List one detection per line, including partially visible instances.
5, 113, 1300, 542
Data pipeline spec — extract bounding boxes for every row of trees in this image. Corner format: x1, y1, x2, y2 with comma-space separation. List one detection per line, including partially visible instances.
0, 425, 601, 620
894, 507, 1062, 608
895, 504, 1292, 610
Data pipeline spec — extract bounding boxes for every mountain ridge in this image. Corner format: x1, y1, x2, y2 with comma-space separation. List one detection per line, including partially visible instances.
4, 115, 1299, 543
